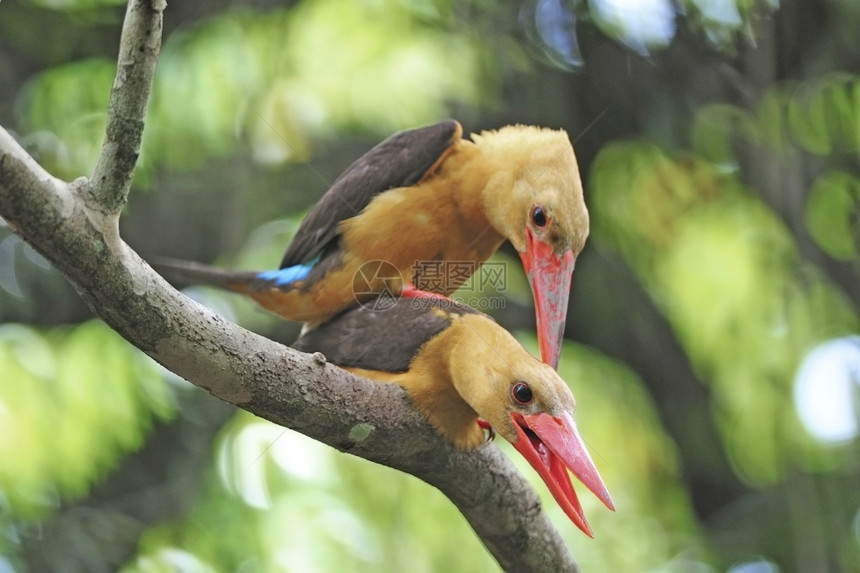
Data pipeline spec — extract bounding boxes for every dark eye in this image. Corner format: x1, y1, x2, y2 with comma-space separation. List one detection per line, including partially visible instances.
530, 205, 547, 228
511, 382, 533, 405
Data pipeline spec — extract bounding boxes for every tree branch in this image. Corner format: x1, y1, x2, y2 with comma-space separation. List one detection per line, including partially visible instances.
0, 1, 580, 571
89, 0, 165, 214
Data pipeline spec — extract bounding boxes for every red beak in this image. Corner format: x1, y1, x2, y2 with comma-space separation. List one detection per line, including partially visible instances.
511, 411, 614, 537
519, 228, 575, 370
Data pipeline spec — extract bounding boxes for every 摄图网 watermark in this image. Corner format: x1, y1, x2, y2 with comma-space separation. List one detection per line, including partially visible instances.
352, 259, 510, 312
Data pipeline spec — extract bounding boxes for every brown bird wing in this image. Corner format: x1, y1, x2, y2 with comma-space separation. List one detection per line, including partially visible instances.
291, 298, 480, 372
279, 119, 462, 267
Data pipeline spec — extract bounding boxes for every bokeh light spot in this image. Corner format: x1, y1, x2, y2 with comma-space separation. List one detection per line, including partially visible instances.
793, 336, 860, 444
728, 560, 781, 573
591, 0, 676, 55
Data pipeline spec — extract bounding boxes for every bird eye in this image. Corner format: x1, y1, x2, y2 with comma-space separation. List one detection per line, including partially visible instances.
511, 382, 534, 405
530, 205, 548, 228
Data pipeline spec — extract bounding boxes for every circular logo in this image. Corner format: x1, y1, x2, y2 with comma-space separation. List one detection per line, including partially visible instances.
352, 260, 403, 311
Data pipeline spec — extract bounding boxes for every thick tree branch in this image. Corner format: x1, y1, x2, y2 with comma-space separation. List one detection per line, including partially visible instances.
0, 1, 580, 571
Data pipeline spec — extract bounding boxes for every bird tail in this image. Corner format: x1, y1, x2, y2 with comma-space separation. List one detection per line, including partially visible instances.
150, 257, 260, 293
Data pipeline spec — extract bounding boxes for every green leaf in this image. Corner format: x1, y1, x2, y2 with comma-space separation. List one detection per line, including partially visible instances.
805, 171, 860, 260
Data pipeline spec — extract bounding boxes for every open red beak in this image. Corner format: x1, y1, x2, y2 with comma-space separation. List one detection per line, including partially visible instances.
511, 411, 614, 537
519, 228, 575, 370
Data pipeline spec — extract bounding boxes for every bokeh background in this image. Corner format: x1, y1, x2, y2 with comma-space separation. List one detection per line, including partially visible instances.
1, 0, 858, 571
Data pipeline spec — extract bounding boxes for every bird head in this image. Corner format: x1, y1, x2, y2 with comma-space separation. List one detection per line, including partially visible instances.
472, 125, 589, 369
446, 314, 614, 537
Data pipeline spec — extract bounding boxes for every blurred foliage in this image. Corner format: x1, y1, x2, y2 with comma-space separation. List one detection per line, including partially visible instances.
591, 140, 858, 485
17, 0, 499, 183
692, 74, 860, 160
122, 412, 499, 573
1, 0, 859, 572
521, 0, 773, 69
691, 74, 860, 261
16, 59, 115, 180
0, 321, 172, 523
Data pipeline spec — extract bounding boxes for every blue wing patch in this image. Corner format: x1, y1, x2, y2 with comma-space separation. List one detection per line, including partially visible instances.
256, 264, 312, 286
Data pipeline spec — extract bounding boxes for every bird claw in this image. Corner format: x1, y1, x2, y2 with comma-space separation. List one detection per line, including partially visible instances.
477, 418, 495, 442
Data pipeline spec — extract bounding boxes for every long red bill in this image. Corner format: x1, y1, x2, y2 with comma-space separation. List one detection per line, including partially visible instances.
519, 228, 575, 370
511, 411, 614, 537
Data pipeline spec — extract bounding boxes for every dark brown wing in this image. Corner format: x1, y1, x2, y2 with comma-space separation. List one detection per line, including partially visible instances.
291, 298, 481, 372
280, 119, 462, 267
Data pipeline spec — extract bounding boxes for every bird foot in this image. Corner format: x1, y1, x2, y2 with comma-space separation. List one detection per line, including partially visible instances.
400, 283, 449, 301
477, 418, 495, 442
